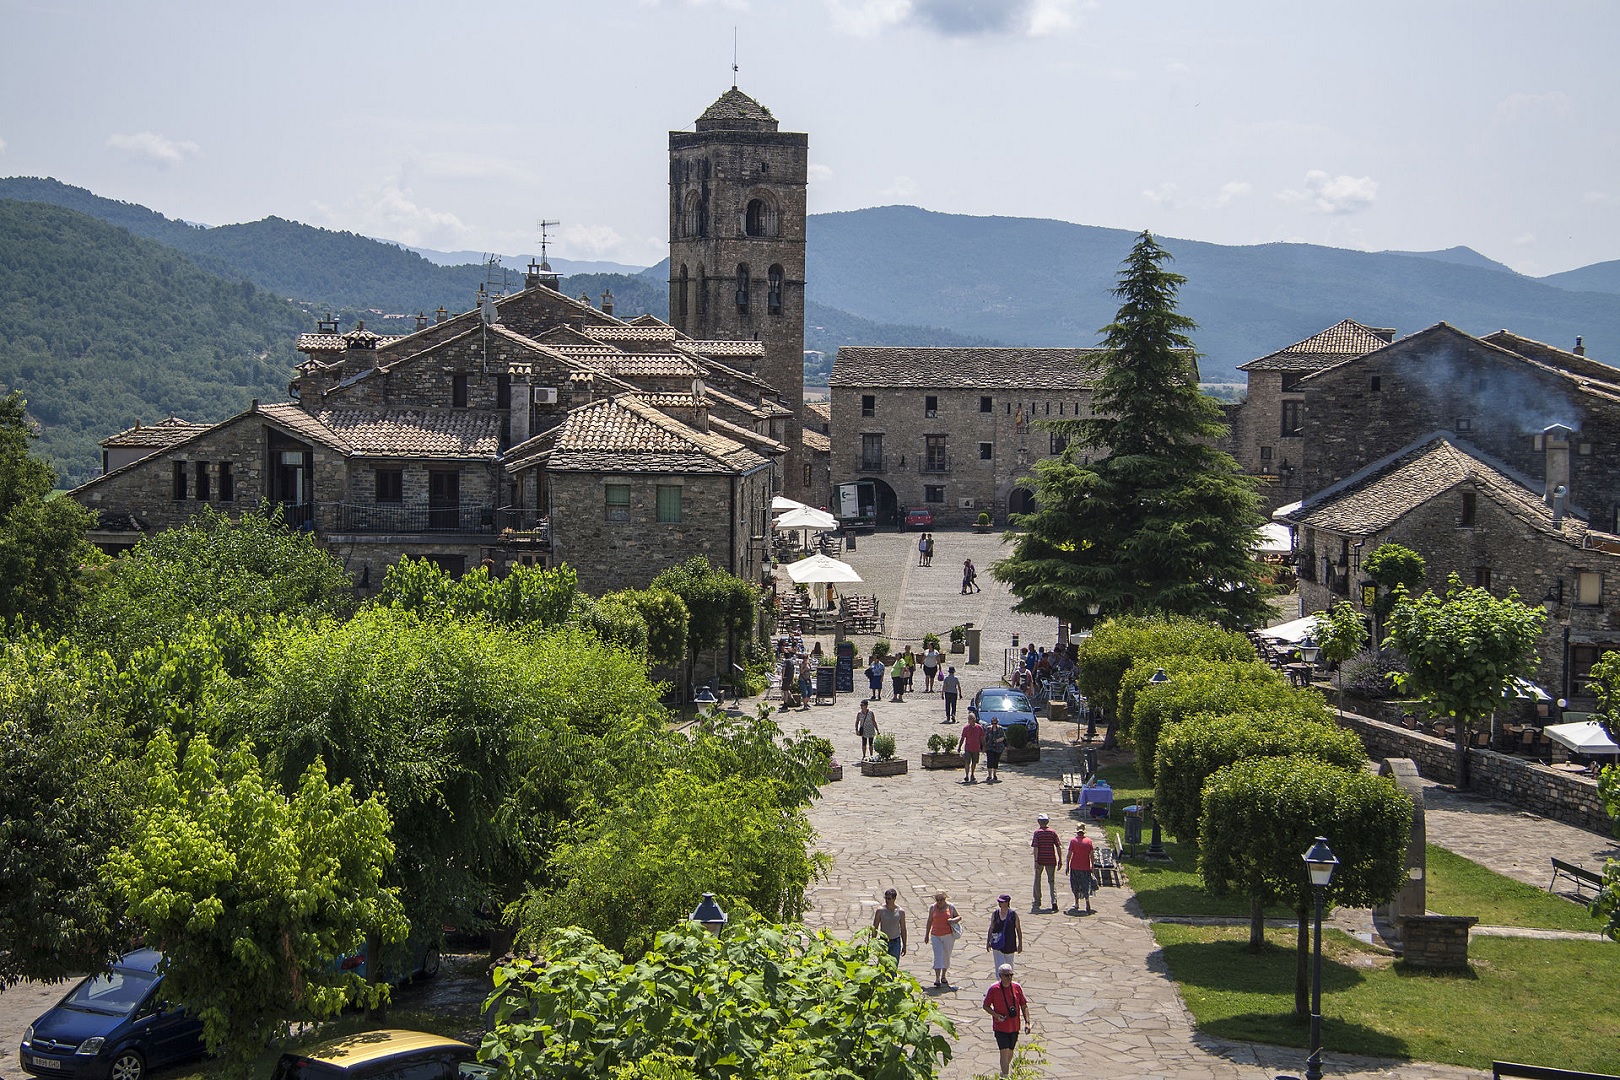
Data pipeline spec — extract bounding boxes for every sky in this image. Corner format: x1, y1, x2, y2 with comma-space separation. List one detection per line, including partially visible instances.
2, 0, 1617, 277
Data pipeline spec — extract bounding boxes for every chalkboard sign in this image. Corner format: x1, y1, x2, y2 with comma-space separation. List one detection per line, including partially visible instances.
835, 641, 856, 694
815, 667, 836, 701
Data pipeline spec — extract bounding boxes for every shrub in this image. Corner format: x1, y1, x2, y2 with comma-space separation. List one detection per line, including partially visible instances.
871, 639, 893, 661
922, 631, 942, 650
1341, 645, 1409, 697
872, 733, 897, 760
927, 733, 960, 754
1126, 660, 1327, 779
1077, 615, 1255, 731
949, 625, 966, 646
976, 512, 991, 526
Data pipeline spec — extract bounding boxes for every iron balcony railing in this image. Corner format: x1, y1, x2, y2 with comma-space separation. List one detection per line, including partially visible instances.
338, 502, 494, 533
495, 507, 550, 541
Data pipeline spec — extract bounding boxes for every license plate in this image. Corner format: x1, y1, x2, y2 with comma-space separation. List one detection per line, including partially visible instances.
29, 1054, 64, 1069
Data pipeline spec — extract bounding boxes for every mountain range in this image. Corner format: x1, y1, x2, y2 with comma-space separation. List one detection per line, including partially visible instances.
2, 176, 1617, 483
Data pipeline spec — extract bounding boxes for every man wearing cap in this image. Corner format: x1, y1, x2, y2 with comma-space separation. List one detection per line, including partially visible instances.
985, 893, 1021, 977
872, 888, 908, 961
1031, 812, 1061, 912
983, 963, 1031, 1078
1065, 822, 1096, 914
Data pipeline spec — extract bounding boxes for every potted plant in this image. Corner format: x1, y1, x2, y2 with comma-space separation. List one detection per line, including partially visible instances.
974, 511, 993, 534
870, 639, 893, 662
922, 732, 966, 770
1002, 724, 1041, 763
826, 756, 843, 782
860, 733, 908, 776
949, 625, 967, 654
922, 630, 942, 651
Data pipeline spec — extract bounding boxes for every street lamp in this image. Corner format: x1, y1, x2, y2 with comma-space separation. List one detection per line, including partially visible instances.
693, 684, 720, 710
691, 892, 729, 934
1148, 667, 1169, 685
1302, 837, 1339, 1080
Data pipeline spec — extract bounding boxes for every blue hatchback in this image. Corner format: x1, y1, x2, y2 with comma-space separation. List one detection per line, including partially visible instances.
19, 949, 206, 1080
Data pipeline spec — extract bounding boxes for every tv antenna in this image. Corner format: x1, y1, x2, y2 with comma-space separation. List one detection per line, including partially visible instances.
536, 219, 560, 270
732, 27, 738, 88
481, 253, 512, 297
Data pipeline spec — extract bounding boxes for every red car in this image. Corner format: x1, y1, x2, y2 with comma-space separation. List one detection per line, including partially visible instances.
905, 508, 934, 527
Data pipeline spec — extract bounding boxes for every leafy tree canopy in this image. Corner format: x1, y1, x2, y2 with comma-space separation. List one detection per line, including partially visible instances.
106, 731, 405, 1063
1074, 615, 1255, 748
994, 231, 1265, 630
377, 557, 578, 629
484, 921, 954, 1080
0, 391, 98, 633
1364, 543, 1427, 618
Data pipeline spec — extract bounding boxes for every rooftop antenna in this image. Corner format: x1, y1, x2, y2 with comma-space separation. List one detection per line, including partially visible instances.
732, 27, 738, 89
481, 253, 512, 297
536, 218, 560, 271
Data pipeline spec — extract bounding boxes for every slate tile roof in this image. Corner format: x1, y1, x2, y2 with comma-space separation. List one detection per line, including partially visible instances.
1283, 435, 1587, 543
697, 87, 775, 125
585, 325, 680, 343
711, 415, 788, 455
830, 347, 1106, 389
544, 395, 768, 475
574, 353, 708, 379
804, 401, 832, 425
314, 408, 503, 458
704, 385, 772, 421
257, 403, 354, 453
1238, 319, 1394, 372
101, 416, 209, 448
1482, 330, 1620, 388
683, 340, 767, 358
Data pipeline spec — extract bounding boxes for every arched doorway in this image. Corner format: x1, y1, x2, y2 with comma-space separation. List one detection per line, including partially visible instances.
1008, 487, 1038, 518
865, 478, 899, 526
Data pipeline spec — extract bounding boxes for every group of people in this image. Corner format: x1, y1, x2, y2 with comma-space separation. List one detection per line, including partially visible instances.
854, 663, 964, 760
779, 640, 824, 710
953, 709, 1005, 782
863, 642, 952, 704
916, 532, 936, 565
869, 816, 1097, 1077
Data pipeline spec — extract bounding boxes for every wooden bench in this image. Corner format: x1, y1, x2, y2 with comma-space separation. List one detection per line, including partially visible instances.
1548, 858, 1604, 899
1060, 773, 1083, 803
1093, 834, 1123, 887
1494, 1061, 1620, 1080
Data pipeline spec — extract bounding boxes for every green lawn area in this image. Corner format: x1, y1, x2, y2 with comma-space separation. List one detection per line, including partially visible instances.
1153, 923, 1620, 1073
1424, 844, 1603, 932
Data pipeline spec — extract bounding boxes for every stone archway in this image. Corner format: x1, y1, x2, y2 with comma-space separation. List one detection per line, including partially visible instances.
865, 477, 899, 526
1008, 486, 1038, 518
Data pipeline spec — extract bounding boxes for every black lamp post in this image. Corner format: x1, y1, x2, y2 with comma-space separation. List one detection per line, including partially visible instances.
1302, 836, 1339, 1080
1144, 669, 1170, 857
691, 892, 729, 934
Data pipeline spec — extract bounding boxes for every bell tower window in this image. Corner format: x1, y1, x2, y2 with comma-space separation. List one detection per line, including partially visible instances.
768, 264, 784, 314
735, 264, 750, 312
744, 197, 778, 238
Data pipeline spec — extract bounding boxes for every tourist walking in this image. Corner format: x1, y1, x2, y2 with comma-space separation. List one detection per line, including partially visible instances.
1065, 822, 1096, 914
900, 645, 917, 694
1031, 812, 1061, 912
922, 890, 961, 987
918, 532, 928, 566
983, 715, 1006, 781
962, 558, 981, 593
890, 657, 907, 702
961, 711, 983, 783
983, 963, 1031, 1078
797, 655, 814, 710
855, 699, 879, 761
921, 642, 942, 693
941, 665, 961, 722
923, 532, 934, 565
867, 656, 885, 701
985, 893, 1022, 977
872, 888, 908, 960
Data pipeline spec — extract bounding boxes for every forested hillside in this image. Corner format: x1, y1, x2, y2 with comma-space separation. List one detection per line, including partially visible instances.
0, 200, 305, 486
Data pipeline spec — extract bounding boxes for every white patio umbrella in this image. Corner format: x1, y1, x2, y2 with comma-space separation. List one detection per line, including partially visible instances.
774, 505, 837, 530
771, 495, 809, 513
1252, 523, 1293, 555
1257, 614, 1321, 644
1542, 720, 1620, 756
785, 554, 863, 584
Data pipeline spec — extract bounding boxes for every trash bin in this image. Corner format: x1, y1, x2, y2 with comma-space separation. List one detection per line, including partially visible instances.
1123, 804, 1144, 846
1083, 746, 1099, 778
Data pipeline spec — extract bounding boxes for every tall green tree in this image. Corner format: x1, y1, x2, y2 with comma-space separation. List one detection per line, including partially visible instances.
106, 731, 405, 1063
651, 556, 759, 695
993, 232, 1264, 630
0, 392, 98, 633
1384, 574, 1546, 785
1312, 601, 1369, 717
1199, 757, 1410, 1016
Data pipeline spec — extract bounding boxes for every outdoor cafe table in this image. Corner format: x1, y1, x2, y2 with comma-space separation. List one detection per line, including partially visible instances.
1078, 782, 1113, 818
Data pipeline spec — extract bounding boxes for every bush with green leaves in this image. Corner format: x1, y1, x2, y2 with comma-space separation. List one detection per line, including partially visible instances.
871, 638, 893, 661
1340, 645, 1408, 697
1125, 659, 1321, 779
1154, 711, 1366, 846
872, 732, 898, 760
1199, 756, 1410, 1014
0, 390, 98, 635
927, 732, 960, 754
1364, 542, 1427, 619
483, 921, 954, 1080
650, 556, 760, 690
1076, 615, 1254, 747
378, 557, 578, 628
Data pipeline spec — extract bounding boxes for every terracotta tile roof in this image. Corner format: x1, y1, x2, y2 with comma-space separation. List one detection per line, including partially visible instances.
100, 416, 209, 448
830, 347, 1105, 389
629, 314, 671, 327
682, 339, 767, 358
631, 392, 711, 409
314, 408, 502, 458
1284, 436, 1586, 543
575, 353, 709, 379
802, 426, 831, 453
296, 327, 404, 353
1238, 319, 1394, 372
546, 396, 768, 474
584, 325, 680, 343
257, 402, 353, 453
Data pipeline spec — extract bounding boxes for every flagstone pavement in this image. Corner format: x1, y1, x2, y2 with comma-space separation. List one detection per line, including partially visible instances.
767, 528, 1617, 1080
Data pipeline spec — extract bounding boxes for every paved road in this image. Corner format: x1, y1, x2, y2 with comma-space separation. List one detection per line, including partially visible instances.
779, 528, 1614, 1080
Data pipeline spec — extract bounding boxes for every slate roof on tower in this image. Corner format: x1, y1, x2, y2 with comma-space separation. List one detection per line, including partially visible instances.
1237, 319, 1395, 373
100, 416, 210, 449
696, 87, 777, 129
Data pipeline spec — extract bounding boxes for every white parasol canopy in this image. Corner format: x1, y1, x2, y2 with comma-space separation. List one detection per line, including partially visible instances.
1542, 720, 1620, 755
771, 495, 809, 513
1258, 614, 1321, 644
1252, 523, 1293, 555
785, 554, 864, 584
775, 505, 837, 531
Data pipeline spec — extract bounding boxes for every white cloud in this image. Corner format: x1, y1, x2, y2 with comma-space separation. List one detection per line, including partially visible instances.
560, 222, 634, 261
1512, 231, 1537, 247
1495, 90, 1571, 125
1165, 60, 1190, 77
825, 0, 909, 37
882, 175, 919, 201
1141, 180, 1248, 211
1277, 170, 1377, 215
106, 131, 200, 167
808, 163, 834, 186
312, 178, 474, 248
413, 152, 530, 183
0, 136, 7, 153
824, 0, 1083, 37
1141, 182, 1178, 208
1581, 190, 1616, 207
1214, 181, 1251, 207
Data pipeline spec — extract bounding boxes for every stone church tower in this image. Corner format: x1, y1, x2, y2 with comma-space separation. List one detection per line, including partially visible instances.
669, 87, 808, 497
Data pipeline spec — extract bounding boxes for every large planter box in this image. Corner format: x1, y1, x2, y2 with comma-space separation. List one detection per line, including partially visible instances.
826, 764, 844, 782
921, 752, 967, 770
860, 759, 909, 777
1002, 745, 1041, 764
949, 641, 966, 654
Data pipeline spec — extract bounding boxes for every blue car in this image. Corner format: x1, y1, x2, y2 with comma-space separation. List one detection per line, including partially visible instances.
19, 949, 206, 1080
968, 686, 1040, 742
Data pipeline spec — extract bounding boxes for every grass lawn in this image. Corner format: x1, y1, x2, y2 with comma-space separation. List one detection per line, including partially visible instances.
1154, 923, 1620, 1073
1424, 844, 1603, 932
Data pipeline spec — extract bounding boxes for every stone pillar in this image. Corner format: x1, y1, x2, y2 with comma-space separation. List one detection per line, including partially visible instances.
1397, 915, 1477, 969
1378, 758, 1427, 936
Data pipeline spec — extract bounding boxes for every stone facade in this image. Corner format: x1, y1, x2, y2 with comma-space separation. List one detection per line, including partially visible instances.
827, 347, 1104, 527
669, 87, 808, 499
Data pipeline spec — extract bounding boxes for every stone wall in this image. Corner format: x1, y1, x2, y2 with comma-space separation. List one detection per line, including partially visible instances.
1225, 369, 1307, 514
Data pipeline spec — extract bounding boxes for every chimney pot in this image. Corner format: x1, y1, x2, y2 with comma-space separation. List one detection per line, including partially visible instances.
1574, 336, 1586, 357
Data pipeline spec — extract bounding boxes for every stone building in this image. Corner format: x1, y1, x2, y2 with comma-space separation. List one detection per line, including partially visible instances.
1283, 432, 1620, 702
801, 400, 832, 510
1226, 319, 1394, 513
668, 87, 809, 499
827, 347, 1104, 526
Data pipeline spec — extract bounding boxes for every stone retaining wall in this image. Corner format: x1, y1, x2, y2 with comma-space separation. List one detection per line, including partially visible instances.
1334, 711, 1615, 835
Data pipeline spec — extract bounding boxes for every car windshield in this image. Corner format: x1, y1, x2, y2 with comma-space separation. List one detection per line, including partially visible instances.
979, 691, 1030, 713
64, 969, 156, 1015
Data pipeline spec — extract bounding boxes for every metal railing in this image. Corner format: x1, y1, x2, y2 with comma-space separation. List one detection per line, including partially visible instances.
338, 502, 494, 533
495, 507, 550, 541
858, 455, 887, 474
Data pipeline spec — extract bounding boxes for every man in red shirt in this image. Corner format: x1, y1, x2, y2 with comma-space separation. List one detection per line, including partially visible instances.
982, 963, 1031, 1078
1065, 822, 1096, 914
960, 712, 984, 783
1030, 812, 1061, 912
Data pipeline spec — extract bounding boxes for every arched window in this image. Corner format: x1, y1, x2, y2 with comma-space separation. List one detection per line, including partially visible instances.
768, 264, 784, 315
744, 197, 778, 237
682, 192, 703, 238
735, 264, 750, 312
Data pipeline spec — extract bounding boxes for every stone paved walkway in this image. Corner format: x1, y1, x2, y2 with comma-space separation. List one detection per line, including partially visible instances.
772, 529, 1616, 1080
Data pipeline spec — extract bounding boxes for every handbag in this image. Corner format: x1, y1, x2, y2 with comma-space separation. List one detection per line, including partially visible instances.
949, 917, 963, 940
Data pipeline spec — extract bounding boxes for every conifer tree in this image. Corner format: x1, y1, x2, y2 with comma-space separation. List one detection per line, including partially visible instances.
993, 232, 1264, 629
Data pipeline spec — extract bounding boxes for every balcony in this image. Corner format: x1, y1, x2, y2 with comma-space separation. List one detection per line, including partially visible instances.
495, 507, 550, 544
338, 502, 494, 533
858, 455, 886, 474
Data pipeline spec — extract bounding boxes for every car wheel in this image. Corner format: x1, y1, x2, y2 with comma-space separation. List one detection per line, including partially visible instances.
418, 946, 441, 980
109, 1049, 145, 1080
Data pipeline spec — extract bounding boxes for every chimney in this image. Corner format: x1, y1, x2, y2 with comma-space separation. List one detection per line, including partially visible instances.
415, 311, 428, 332
435, 306, 448, 324
601, 288, 614, 317
1552, 485, 1567, 528
1574, 336, 1586, 357
1370, 327, 1396, 343
1543, 423, 1572, 508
